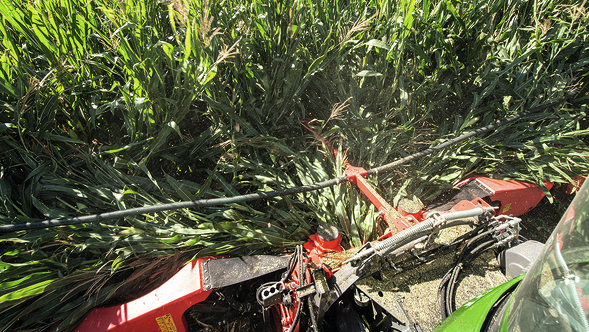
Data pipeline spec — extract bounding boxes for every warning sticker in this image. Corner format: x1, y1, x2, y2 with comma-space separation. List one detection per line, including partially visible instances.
502, 203, 512, 213
156, 314, 178, 332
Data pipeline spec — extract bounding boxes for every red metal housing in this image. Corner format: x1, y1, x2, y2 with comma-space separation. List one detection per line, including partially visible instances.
73, 258, 213, 332
455, 177, 552, 217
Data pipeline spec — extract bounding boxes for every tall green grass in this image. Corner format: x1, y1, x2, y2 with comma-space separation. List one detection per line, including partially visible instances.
0, 0, 587, 330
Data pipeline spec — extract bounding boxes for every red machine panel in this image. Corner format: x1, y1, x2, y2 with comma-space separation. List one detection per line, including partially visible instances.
456, 177, 553, 217
74, 258, 213, 332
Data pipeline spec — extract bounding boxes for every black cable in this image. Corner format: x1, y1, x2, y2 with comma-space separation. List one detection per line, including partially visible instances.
1, 94, 573, 233
299, 246, 306, 287
439, 233, 498, 319
366, 94, 574, 176
445, 239, 495, 315
287, 297, 304, 332
452, 232, 490, 269
438, 256, 458, 320
257, 245, 307, 331
438, 219, 498, 319
0, 176, 347, 232
446, 216, 499, 265
447, 221, 490, 246
446, 263, 463, 316
283, 250, 299, 284
464, 222, 501, 248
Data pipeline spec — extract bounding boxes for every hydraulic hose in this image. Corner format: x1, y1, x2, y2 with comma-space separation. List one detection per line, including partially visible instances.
0, 95, 573, 232
286, 298, 303, 332
448, 221, 495, 246
439, 227, 520, 319
287, 245, 306, 332
464, 220, 502, 248
440, 221, 500, 319
439, 237, 496, 319
345, 205, 495, 263
445, 239, 496, 316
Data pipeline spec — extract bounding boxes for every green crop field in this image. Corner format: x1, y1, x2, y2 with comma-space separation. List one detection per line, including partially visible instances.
0, 0, 587, 330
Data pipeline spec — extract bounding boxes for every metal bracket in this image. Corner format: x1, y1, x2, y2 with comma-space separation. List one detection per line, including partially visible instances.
296, 283, 316, 298
424, 213, 445, 248
201, 255, 291, 291
202, 259, 212, 290
313, 268, 330, 310
259, 281, 285, 307
312, 268, 330, 325
316, 254, 383, 324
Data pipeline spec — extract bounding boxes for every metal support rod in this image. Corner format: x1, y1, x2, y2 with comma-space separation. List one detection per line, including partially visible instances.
436, 206, 496, 221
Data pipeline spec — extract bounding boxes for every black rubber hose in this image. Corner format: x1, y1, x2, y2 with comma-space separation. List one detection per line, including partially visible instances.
447, 240, 496, 314
365, 94, 574, 176
438, 270, 453, 319
453, 233, 489, 268
449, 218, 500, 265
464, 220, 502, 248
448, 221, 490, 246
0, 176, 347, 232
446, 263, 463, 316
286, 298, 303, 332
443, 239, 496, 318
1, 94, 573, 232
282, 247, 300, 283
439, 228, 497, 319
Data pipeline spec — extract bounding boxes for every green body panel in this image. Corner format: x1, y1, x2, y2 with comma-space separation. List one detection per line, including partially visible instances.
433, 275, 524, 332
